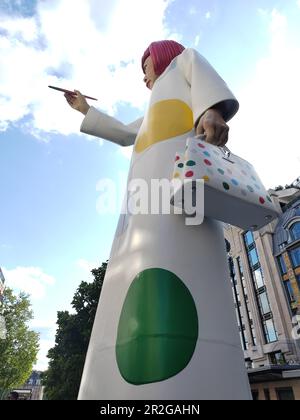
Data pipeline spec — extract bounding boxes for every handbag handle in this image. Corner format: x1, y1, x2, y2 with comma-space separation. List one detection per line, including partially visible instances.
194, 134, 231, 159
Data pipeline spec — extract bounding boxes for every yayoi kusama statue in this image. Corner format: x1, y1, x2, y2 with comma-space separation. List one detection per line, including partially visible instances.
65, 40, 252, 400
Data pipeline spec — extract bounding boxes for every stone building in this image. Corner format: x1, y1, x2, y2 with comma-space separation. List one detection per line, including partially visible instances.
224, 177, 300, 400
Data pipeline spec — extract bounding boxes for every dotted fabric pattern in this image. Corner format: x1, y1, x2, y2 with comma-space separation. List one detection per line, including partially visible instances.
172, 137, 274, 208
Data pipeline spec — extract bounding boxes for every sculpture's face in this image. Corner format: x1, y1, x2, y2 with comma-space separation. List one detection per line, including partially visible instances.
143, 56, 158, 90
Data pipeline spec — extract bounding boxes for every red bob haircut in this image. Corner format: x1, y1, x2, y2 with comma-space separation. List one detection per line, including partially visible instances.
141, 40, 185, 77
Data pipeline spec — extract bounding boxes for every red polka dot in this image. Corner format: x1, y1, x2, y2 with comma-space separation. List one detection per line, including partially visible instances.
175, 156, 180, 161
185, 171, 194, 178
198, 143, 205, 149
204, 159, 212, 166
259, 197, 265, 204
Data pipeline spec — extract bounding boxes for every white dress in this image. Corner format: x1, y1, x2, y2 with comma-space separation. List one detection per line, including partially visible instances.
78, 48, 251, 400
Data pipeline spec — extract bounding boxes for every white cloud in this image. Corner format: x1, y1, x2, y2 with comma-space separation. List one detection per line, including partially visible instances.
0, 16, 37, 41
76, 258, 98, 281
30, 318, 56, 333
205, 11, 211, 19
0, 0, 175, 139
229, 9, 300, 189
2, 266, 56, 300
34, 338, 55, 371
194, 34, 200, 47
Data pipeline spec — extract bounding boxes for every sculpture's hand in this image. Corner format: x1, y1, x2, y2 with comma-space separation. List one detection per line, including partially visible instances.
64, 90, 90, 115
196, 108, 229, 146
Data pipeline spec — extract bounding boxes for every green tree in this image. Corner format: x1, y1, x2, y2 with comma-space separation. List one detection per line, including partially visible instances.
0, 288, 39, 399
42, 261, 107, 400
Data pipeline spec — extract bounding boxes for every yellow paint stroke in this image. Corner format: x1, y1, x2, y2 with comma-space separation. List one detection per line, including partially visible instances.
135, 99, 194, 153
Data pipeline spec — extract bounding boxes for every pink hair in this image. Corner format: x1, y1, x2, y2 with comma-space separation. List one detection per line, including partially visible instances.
141, 40, 185, 77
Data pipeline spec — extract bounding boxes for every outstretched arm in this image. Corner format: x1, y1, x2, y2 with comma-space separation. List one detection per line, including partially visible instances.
65, 90, 143, 147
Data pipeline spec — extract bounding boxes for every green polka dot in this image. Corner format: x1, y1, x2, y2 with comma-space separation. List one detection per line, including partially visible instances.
116, 268, 198, 385
223, 182, 230, 190
186, 160, 196, 166
267, 196, 272, 202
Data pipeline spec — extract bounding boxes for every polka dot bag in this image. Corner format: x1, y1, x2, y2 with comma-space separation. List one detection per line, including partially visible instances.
171, 135, 281, 230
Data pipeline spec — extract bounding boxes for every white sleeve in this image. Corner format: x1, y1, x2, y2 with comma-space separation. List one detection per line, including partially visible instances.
177, 48, 239, 124
80, 106, 143, 146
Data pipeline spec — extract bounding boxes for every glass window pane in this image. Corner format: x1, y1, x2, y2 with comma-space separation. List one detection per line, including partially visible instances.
244, 231, 254, 247
289, 247, 300, 268
265, 319, 278, 343
259, 292, 271, 314
270, 351, 286, 365
296, 275, 300, 292
278, 255, 287, 275
290, 222, 300, 241
276, 388, 295, 400
253, 268, 264, 288
249, 248, 259, 267
251, 326, 257, 346
237, 257, 244, 275
284, 280, 295, 304
235, 308, 240, 325
264, 389, 271, 400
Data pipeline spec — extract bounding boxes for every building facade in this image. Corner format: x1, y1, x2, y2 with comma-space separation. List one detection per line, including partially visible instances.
224, 179, 300, 400
12, 371, 44, 400
0, 267, 5, 304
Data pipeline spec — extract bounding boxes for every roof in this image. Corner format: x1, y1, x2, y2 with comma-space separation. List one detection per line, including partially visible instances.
12, 389, 32, 394
248, 365, 300, 384
273, 198, 300, 256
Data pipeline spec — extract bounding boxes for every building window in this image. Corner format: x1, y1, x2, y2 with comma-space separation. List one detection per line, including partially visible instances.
258, 291, 271, 315
264, 388, 271, 400
263, 318, 278, 343
269, 351, 286, 365
289, 247, 300, 268
237, 257, 257, 346
243, 230, 277, 344
253, 268, 265, 289
249, 248, 259, 267
296, 274, 300, 292
283, 280, 296, 304
276, 387, 295, 400
228, 257, 248, 351
278, 255, 288, 275
290, 221, 300, 241
249, 319, 257, 346
245, 358, 253, 369
244, 231, 255, 247
237, 257, 244, 276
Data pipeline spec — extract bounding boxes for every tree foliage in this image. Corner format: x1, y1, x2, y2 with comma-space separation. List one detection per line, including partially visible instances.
42, 261, 107, 400
0, 288, 39, 397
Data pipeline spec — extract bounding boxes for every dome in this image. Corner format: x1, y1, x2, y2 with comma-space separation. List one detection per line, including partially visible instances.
273, 198, 300, 256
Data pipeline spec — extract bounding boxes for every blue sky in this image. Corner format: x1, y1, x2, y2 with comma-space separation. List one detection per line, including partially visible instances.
1, 0, 300, 370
